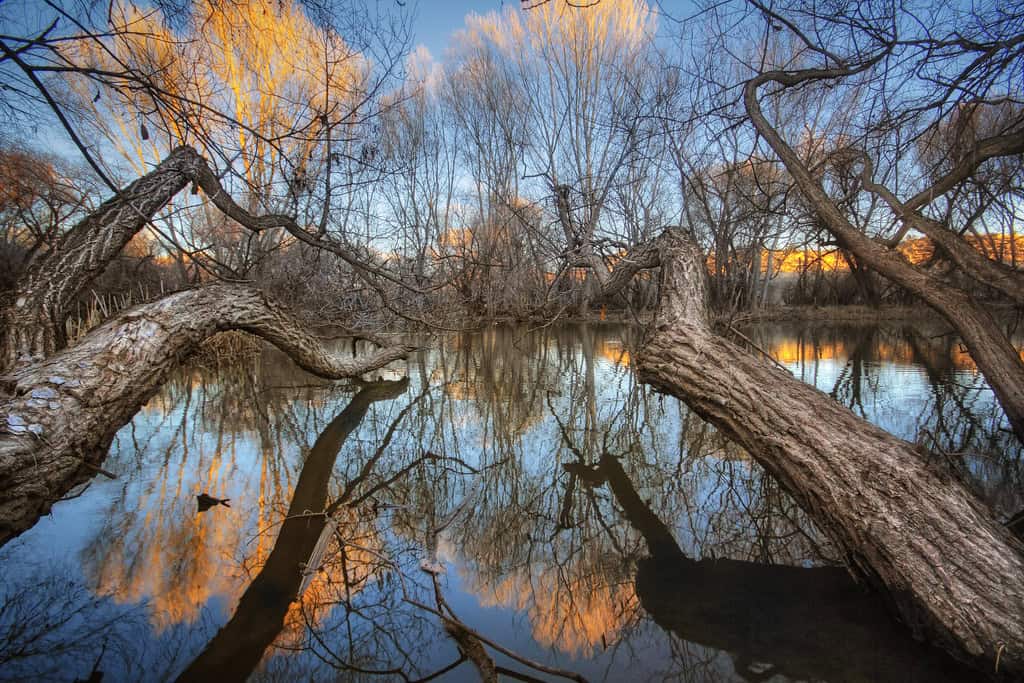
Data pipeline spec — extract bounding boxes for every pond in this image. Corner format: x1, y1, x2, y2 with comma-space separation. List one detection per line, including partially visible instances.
0, 322, 1019, 682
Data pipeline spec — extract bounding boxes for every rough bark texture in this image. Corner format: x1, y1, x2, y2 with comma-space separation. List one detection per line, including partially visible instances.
636, 228, 1024, 679
0, 145, 376, 372
0, 284, 414, 545
0, 147, 196, 368
596, 452, 976, 681
744, 74, 1024, 441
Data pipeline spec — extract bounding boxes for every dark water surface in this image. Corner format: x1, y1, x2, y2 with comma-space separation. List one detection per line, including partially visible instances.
1, 322, 1019, 682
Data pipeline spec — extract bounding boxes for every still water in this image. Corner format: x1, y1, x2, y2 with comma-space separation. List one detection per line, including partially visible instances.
0, 322, 1019, 682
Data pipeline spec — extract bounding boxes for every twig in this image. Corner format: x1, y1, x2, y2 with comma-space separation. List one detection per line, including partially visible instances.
725, 323, 792, 373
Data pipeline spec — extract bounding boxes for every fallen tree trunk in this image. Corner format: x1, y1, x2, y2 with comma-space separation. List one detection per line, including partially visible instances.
0, 283, 414, 545
595, 452, 975, 682
635, 228, 1024, 679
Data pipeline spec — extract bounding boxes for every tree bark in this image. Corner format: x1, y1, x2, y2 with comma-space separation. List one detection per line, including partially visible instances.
635, 228, 1024, 679
0, 147, 196, 368
743, 73, 1024, 441
594, 452, 976, 681
0, 283, 414, 545
0, 145, 383, 372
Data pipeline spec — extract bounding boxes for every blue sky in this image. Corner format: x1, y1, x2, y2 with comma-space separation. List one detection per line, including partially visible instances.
407, 0, 510, 60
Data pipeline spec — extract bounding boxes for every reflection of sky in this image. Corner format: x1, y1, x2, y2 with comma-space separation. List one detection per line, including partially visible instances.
0, 322, 1014, 682
791, 358, 995, 437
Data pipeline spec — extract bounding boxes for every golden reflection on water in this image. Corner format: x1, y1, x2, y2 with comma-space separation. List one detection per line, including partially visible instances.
475, 565, 639, 656
766, 330, 998, 373
52, 322, 1022, 681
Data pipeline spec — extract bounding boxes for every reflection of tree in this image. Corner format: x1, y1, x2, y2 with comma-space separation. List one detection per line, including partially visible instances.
437, 323, 833, 659
8, 321, 1017, 679
597, 452, 976, 682
750, 321, 1023, 515
81, 349, 367, 634
0, 570, 142, 682
178, 379, 408, 681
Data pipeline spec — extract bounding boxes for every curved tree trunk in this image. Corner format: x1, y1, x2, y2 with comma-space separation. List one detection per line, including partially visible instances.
743, 74, 1024, 441
0, 147, 197, 368
0, 145, 380, 372
0, 283, 414, 544
635, 228, 1024, 679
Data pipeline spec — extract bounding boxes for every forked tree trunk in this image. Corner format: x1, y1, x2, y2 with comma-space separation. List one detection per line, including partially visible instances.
0, 284, 414, 544
635, 228, 1024, 679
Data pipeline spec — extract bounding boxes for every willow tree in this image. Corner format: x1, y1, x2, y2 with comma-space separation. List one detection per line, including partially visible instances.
0, 0, 417, 539
61, 0, 389, 279
536, 225, 1024, 678
448, 0, 666, 314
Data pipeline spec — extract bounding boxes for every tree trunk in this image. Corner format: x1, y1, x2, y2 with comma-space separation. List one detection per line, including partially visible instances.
743, 74, 1024, 441
0, 147, 199, 369
0, 283, 414, 545
0, 145, 381, 372
593, 452, 976, 681
635, 228, 1024, 679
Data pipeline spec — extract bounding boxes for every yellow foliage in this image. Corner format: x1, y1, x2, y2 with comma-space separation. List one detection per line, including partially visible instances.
68, 0, 368, 187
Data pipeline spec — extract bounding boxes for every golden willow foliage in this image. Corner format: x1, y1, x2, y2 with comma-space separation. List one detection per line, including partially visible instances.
462, 0, 651, 73
67, 0, 368, 191
450, 0, 656, 166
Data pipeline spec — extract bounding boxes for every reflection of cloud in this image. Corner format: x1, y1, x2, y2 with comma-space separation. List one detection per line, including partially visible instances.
473, 564, 638, 656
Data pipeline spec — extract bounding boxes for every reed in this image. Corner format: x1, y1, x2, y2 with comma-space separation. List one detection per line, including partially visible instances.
189, 330, 263, 367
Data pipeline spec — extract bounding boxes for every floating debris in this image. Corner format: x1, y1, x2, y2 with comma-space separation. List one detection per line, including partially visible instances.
196, 493, 231, 512
6, 414, 26, 427
30, 387, 58, 400
46, 376, 66, 385
299, 517, 338, 597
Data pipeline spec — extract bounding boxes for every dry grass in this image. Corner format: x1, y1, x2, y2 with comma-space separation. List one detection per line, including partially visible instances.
189, 330, 263, 367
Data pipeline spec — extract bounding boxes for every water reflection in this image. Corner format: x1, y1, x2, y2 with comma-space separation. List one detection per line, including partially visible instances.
179, 379, 408, 681
0, 322, 1018, 681
597, 450, 974, 681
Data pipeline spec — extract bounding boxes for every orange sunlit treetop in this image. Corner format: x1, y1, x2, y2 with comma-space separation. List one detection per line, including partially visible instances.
714, 234, 1024, 276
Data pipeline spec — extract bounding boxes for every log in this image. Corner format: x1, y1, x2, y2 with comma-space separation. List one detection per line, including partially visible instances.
597, 451, 976, 681
635, 228, 1024, 679
0, 283, 415, 545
